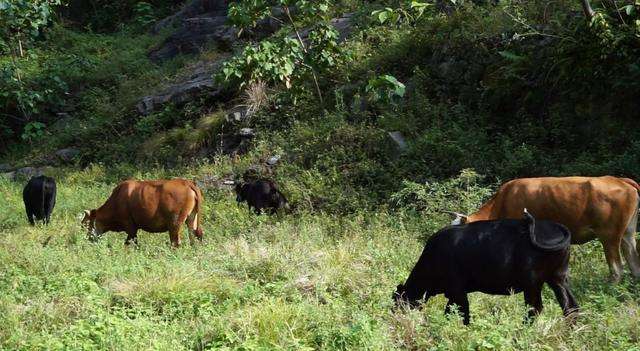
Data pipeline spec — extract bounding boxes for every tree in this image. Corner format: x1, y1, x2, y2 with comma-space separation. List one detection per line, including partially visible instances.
221, 0, 343, 106
0, 0, 63, 57
0, 0, 64, 139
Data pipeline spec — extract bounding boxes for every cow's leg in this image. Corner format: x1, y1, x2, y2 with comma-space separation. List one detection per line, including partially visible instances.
185, 211, 202, 245
621, 228, 640, 279
26, 209, 35, 226
168, 226, 182, 247
523, 284, 543, 322
445, 293, 470, 325
44, 194, 55, 225
602, 238, 623, 283
548, 278, 579, 321
124, 229, 138, 246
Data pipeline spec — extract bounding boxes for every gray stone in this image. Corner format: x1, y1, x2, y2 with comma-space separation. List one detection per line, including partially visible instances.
238, 128, 255, 138
388, 131, 408, 150
149, 16, 238, 62
55, 148, 80, 163
152, 0, 228, 34
136, 60, 228, 115
0, 163, 12, 172
226, 106, 249, 123
1, 171, 15, 180
15, 167, 42, 179
266, 155, 281, 166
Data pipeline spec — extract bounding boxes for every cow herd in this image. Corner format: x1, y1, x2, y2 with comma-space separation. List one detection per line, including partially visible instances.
18, 174, 640, 325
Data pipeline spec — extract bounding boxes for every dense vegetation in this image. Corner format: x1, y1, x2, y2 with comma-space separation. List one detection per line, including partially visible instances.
1, 0, 640, 349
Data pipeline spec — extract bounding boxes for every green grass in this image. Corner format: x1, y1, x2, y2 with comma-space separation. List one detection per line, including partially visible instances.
1, 169, 639, 350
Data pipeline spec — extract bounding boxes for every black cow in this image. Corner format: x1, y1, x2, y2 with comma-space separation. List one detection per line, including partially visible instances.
393, 210, 578, 325
235, 179, 289, 215
22, 175, 57, 225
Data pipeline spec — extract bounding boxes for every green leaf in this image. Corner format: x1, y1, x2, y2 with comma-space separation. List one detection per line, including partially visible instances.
498, 50, 525, 62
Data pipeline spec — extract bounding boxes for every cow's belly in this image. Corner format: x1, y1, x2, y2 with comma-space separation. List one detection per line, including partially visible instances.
570, 227, 598, 244
132, 213, 173, 233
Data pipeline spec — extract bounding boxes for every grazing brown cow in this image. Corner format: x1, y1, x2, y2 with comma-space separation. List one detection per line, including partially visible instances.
82, 179, 204, 247
446, 176, 640, 282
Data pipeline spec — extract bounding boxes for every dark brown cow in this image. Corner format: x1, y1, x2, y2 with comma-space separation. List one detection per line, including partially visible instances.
82, 179, 204, 247
447, 176, 640, 282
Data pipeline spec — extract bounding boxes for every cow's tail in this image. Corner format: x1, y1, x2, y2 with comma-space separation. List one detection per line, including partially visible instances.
188, 182, 204, 239
618, 177, 640, 232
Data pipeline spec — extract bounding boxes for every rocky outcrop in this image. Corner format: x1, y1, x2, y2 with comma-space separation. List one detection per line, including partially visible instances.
152, 0, 228, 34
136, 59, 229, 115
149, 16, 237, 63
55, 148, 80, 163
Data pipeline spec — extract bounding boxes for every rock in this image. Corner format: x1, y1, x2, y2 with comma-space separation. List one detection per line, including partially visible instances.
196, 174, 236, 190
226, 106, 249, 123
149, 16, 237, 62
266, 155, 281, 166
55, 148, 80, 163
152, 0, 228, 34
0, 163, 12, 172
1, 171, 15, 180
388, 131, 408, 151
15, 167, 42, 179
136, 60, 229, 115
238, 128, 255, 138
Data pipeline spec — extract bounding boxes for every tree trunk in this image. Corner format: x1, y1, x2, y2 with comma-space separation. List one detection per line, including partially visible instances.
580, 0, 595, 19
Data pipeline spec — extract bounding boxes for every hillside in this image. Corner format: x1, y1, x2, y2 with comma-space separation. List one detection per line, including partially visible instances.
1, 0, 640, 349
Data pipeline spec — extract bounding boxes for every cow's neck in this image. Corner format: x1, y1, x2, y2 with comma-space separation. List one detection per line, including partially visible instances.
402, 258, 431, 302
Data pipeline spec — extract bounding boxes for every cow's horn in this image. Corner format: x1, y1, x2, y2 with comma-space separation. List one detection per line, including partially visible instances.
441, 210, 468, 225
441, 210, 468, 219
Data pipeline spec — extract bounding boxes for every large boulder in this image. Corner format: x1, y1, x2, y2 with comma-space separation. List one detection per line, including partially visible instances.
136, 60, 229, 115
152, 0, 228, 34
55, 148, 80, 163
0, 163, 12, 172
149, 16, 237, 63
15, 167, 42, 179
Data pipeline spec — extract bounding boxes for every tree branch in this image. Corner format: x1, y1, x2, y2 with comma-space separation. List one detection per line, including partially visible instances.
580, 0, 595, 20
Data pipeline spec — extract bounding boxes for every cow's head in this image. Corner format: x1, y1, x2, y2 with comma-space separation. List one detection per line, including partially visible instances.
392, 283, 422, 309
81, 209, 104, 241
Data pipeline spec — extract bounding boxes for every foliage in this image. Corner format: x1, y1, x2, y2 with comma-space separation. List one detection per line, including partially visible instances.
61, 0, 179, 32
0, 0, 63, 54
220, 0, 345, 102
20, 120, 45, 142
131, 2, 157, 31
365, 74, 406, 104
390, 168, 494, 215
371, 1, 432, 26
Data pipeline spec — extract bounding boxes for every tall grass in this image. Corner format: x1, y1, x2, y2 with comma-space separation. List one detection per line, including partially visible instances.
1, 169, 639, 350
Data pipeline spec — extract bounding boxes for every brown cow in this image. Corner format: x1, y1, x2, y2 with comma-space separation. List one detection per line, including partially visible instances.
447, 176, 640, 282
81, 179, 204, 247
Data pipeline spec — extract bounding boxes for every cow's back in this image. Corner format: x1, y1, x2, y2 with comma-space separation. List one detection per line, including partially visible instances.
479, 176, 638, 244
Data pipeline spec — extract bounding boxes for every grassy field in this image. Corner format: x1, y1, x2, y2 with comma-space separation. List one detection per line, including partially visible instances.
1, 168, 639, 350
